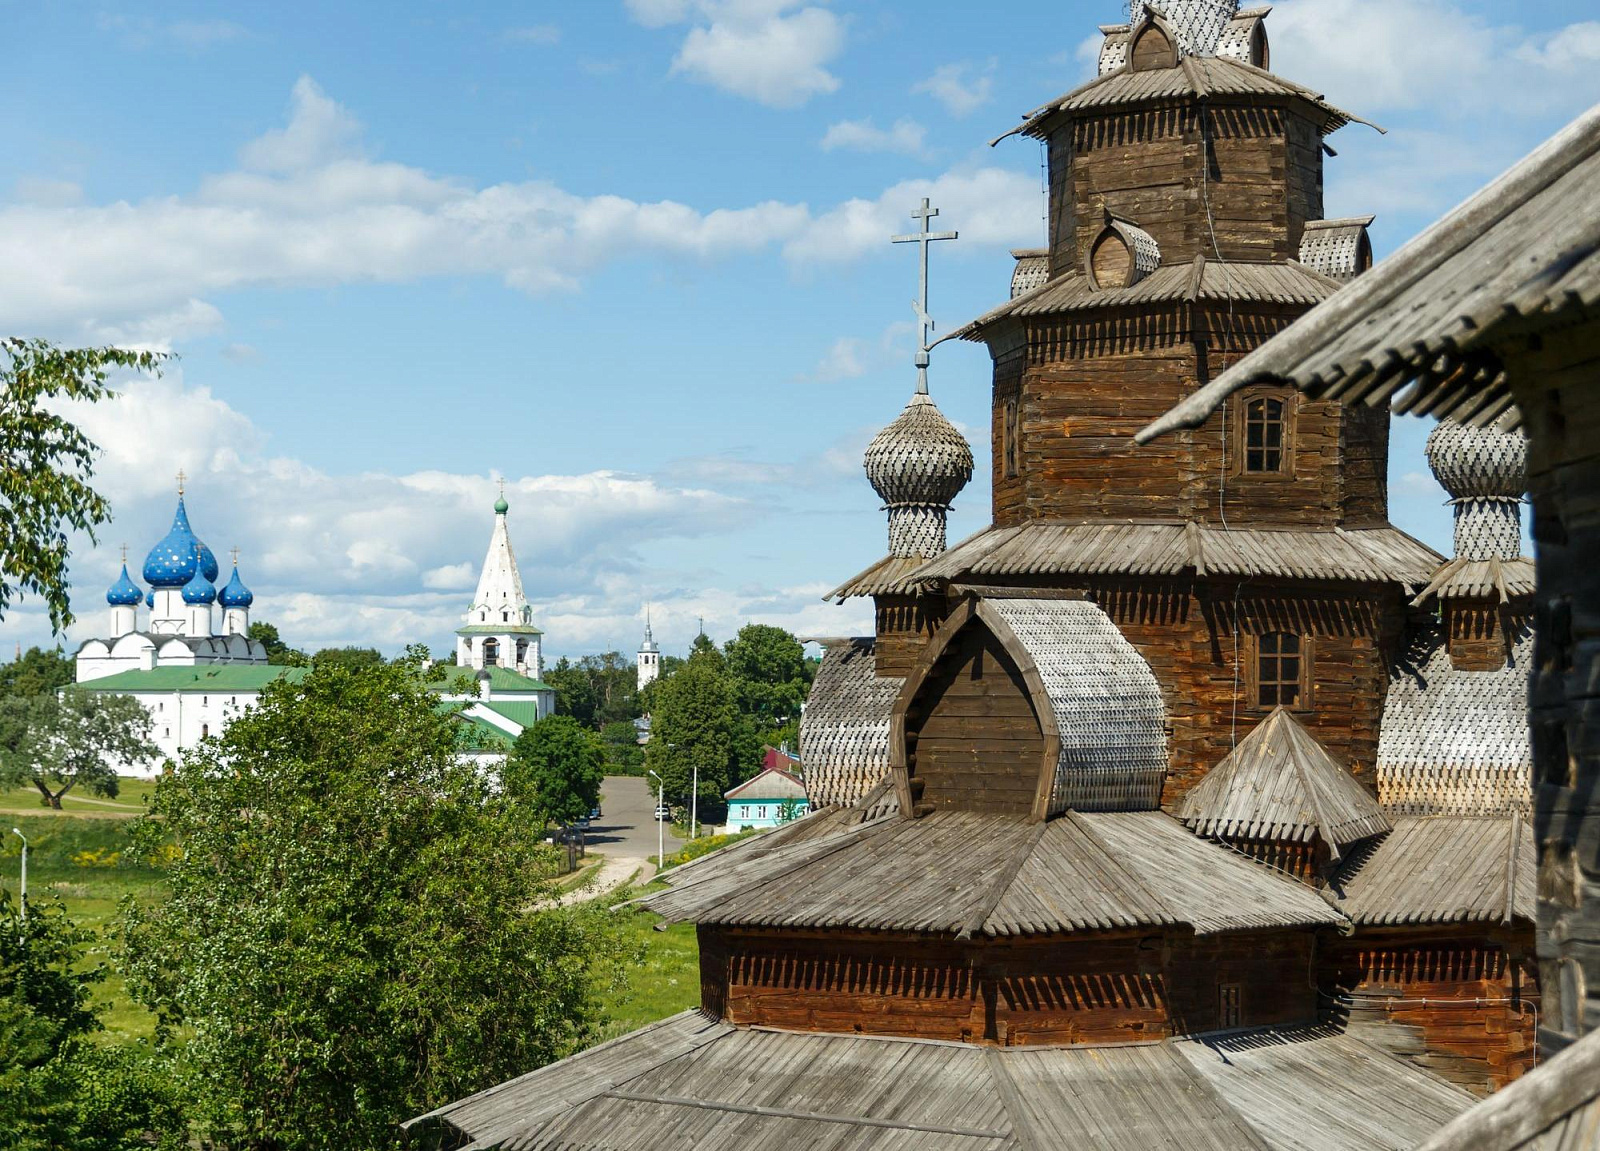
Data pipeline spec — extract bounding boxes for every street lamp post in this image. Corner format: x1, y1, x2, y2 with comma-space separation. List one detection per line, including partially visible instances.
10, 828, 26, 923
647, 770, 664, 869
691, 760, 699, 841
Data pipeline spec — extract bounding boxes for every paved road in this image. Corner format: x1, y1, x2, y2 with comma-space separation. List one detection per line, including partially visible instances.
562, 777, 683, 898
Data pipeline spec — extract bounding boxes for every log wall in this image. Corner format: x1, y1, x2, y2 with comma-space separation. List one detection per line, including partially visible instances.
1320, 926, 1539, 1095
872, 593, 946, 678
700, 926, 1318, 1045
990, 335, 1390, 529
1445, 599, 1528, 673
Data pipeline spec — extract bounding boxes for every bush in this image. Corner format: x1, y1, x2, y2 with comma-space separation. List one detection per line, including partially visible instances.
659, 828, 762, 872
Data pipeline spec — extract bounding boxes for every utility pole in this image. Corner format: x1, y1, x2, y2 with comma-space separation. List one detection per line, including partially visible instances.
648, 770, 664, 869
10, 828, 26, 922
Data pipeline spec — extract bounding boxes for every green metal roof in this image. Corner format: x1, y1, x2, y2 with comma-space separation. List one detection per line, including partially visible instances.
435, 703, 515, 751
480, 700, 544, 730
433, 666, 554, 695
74, 665, 308, 694
455, 623, 544, 636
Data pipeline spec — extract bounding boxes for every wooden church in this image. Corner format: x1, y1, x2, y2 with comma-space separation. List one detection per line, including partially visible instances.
403, 4, 1543, 1148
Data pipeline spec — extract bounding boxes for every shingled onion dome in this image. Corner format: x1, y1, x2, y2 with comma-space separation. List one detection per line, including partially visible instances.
143, 495, 220, 588
218, 563, 254, 609
864, 393, 974, 559
1425, 420, 1527, 560
1128, 0, 1239, 56
106, 563, 143, 607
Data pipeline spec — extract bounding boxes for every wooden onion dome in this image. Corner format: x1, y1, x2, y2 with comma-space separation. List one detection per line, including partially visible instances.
1425, 420, 1527, 561
863, 393, 974, 559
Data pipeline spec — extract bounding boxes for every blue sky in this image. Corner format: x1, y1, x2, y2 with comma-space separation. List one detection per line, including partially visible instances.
3, 0, 1597, 660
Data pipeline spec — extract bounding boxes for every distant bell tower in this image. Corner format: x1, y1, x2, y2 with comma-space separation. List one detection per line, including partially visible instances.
456, 484, 545, 677
637, 609, 660, 690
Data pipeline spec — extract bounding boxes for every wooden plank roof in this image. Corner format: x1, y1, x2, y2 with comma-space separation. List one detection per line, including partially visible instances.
404, 1012, 1473, 1151
1327, 813, 1535, 927
1411, 1026, 1600, 1151
639, 809, 1343, 937
1010, 55, 1373, 140
951, 259, 1342, 342
1177, 707, 1390, 854
907, 521, 1441, 589
1411, 555, 1537, 605
1137, 102, 1600, 442
825, 553, 932, 602
1377, 625, 1532, 817
797, 638, 902, 810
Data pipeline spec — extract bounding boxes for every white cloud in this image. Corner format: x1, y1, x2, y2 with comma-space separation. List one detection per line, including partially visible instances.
239, 77, 366, 174
0, 76, 1037, 347
820, 117, 927, 156
628, 1, 846, 108
12, 177, 83, 207
422, 562, 477, 590
503, 25, 562, 45
912, 61, 994, 117
809, 336, 866, 381
96, 13, 246, 52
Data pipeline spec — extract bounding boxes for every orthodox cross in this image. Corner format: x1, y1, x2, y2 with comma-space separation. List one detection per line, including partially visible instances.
230, 546, 240, 568
119, 544, 128, 564
891, 197, 958, 394
176, 468, 187, 496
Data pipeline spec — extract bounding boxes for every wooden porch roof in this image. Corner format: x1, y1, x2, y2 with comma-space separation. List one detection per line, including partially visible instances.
402, 1010, 1471, 1151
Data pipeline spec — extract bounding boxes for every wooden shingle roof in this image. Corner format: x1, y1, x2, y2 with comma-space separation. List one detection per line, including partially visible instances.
797, 638, 902, 810
1377, 625, 1532, 817
404, 1011, 1472, 1151
1137, 103, 1600, 441
639, 809, 1342, 937
824, 553, 929, 601
1012, 55, 1374, 140
908, 520, 1441, 589
1411, 555, 1537, 605
1412, 1026, 1600, 1151
1178, 707, 1390, 856
951, 259, 1342, 342
1328, 813, 1535, 927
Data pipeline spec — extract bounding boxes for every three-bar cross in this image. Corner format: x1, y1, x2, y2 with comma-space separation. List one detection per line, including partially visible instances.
891, 197, 958, 394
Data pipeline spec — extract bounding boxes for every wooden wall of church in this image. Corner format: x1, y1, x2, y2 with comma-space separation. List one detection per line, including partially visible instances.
700, 927, 1319, 1045
1319, 926, 1539, 1095
990, 331, 1391, 530
903, 625, 1043, 817
1080, 575, 1399, 803
872, 593, 946, 678
1445, 600, 1525, 672
1053, 104, 1324, 272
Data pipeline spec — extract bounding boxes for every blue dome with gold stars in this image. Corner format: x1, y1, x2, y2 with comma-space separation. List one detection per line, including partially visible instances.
218, 564, 253, 609
143, 495, 219, 588
106, 564, 143, 606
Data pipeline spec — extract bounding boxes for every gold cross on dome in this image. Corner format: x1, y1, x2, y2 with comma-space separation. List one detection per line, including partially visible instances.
498, 478, 506, 498
230, 546, 240, 567
176, 468, 187, 496
119, 543, 128, 564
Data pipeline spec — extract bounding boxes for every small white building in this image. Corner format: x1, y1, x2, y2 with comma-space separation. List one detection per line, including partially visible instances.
724, 767, 810, 832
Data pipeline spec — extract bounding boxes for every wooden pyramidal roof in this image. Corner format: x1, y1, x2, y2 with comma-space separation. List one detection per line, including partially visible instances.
1178, 707, 1390, 857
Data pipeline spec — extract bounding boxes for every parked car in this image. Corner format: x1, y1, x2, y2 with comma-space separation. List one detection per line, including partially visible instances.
589, 805, 602, 821
654, 804, 671, 821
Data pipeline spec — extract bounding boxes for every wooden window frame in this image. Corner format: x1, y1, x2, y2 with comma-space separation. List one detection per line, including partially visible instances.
1231, 389, 1295, 479
1219, 982, 1243, 1029
1246, 631, 1313, 712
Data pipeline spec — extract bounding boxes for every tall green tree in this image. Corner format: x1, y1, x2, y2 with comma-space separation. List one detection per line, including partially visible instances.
545, 654, 639, 727
723, 624, 812, 749
0, 648, 73, 700
0, 691, 157, 808
600, 720, 644, 776
246, 621, 309, 667
310, 645, 383, 670
0, 340, 163, 632
645, 649, 747, 817
119, 661, 626, 1151
504, 716, 604, 828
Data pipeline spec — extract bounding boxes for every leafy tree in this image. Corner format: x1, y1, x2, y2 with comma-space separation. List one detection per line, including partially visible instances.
645, 653, 749, 820
0, 647, 73, 700
600, 720, 644, 776
723, 624, 812, 747
0, 891, 182, 1150
247, 620, 308, 667
0, 340, 163, 632
545, 654, 639, 728
119, 661, 626, 1151
544, 656, 596, 724
504, 716, 604, 828
0, 691, 157, 808
310, 645, 383, 670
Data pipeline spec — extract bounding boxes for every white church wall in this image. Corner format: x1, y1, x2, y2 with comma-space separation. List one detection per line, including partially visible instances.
125, 689, 264, 777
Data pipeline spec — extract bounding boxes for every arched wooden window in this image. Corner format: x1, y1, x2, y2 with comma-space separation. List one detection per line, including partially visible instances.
1254, 632, 1304, 707
1243, 396, 1287, 473
483, 637, 500, 667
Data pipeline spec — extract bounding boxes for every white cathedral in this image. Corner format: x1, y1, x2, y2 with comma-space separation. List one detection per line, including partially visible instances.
74, 482, 556, 774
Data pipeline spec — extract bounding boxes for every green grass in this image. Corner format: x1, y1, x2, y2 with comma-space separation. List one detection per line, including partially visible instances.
590, 885, 701, 1044
0, 774, 160, 817
1, 807, 166, 1043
